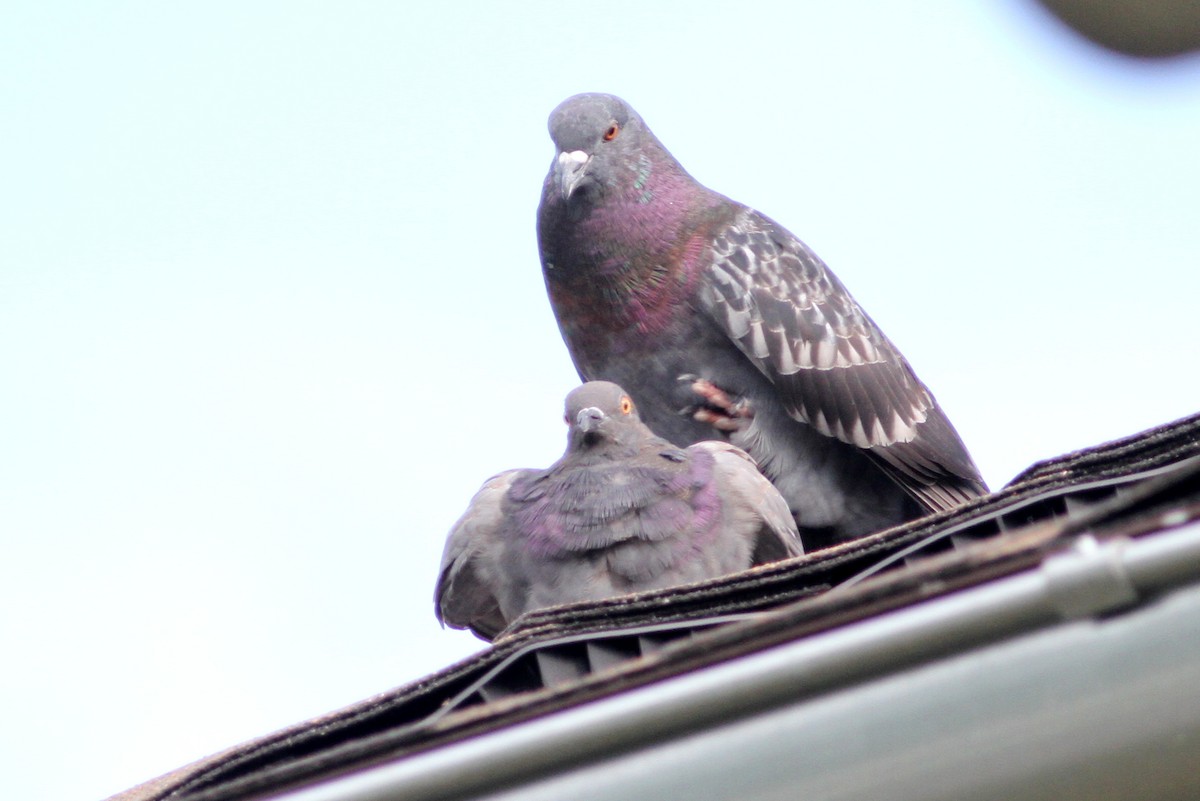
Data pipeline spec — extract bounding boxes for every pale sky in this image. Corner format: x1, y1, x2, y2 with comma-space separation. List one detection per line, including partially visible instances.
3, 3, 1199, 799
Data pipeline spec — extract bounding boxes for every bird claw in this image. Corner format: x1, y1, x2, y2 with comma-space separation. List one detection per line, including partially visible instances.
677, 376, 754, 433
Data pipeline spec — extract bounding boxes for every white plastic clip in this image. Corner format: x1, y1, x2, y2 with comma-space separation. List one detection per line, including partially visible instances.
1042, 534, 1139, 620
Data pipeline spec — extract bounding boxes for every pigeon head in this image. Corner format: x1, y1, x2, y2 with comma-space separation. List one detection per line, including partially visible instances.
546, 93, 670, 204
563, 381, 650, 451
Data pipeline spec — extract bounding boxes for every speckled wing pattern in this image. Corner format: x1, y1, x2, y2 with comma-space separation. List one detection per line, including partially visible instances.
699, 209, 985, 511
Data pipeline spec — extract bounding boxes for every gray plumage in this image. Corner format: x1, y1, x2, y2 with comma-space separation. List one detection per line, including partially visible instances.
536, 93, 988, 550
435, 381, 802, 641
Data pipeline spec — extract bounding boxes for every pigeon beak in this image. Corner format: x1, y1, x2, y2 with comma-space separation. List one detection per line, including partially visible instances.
575, 406, 605, 433
555, 150, 591, 200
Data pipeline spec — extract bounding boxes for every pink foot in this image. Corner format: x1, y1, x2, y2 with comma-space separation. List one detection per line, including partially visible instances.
689, 377, 754, 432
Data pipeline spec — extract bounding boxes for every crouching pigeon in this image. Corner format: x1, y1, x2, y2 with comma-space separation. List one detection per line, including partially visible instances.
435, 381, 802, 641
536, 93, 988, 550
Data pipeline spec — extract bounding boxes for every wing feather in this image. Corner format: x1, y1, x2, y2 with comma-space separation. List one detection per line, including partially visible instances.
692, 440, 804, 562
701, 208, 987, 511
434, 470, 524, 639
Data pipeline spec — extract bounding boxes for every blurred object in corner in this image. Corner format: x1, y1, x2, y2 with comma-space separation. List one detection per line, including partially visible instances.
1036, 0, 1200, 57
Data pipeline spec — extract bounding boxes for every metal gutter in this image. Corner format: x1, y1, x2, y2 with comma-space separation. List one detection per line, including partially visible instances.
273, 521, 1200, 801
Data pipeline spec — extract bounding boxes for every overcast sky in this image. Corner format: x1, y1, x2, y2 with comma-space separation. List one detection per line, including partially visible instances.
3, 3, 1199, 800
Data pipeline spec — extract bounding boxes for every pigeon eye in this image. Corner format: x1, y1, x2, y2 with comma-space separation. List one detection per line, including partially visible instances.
603, 123, 620, 142
620, 396, 633, 415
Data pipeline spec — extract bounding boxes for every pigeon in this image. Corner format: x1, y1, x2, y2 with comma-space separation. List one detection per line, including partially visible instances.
536, 93, 988, 550
434, 381, 802, 641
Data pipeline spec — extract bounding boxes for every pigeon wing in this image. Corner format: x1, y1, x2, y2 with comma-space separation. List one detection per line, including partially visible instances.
434, 470, 524, 640
699, 208, 986, 511
693, 440, 804, 563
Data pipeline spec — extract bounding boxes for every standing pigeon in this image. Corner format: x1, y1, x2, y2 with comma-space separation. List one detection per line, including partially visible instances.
435, 381, 802, 641
537, 93, 987, 550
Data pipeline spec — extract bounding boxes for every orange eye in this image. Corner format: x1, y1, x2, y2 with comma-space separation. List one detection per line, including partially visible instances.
603, 123, 620, 141
620, 396, 634, 415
